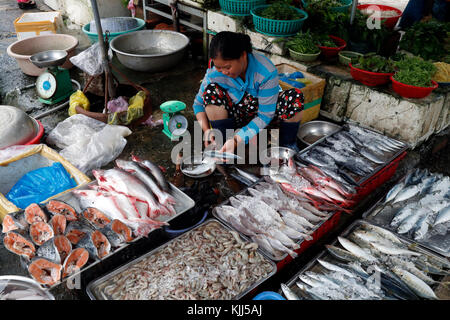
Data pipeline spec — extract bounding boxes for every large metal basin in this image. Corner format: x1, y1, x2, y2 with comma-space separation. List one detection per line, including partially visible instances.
110, 30, 190, 72
297, 120, 342, 145
0, 105, 41, 149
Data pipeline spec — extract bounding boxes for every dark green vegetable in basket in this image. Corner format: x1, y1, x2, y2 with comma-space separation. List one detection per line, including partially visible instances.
286, 31, 320, 54
259, 1, 303, 20
314, 34, 338, 47
306, 0, 346, 9
393, 56, 437, 87
353, 54, 395, 73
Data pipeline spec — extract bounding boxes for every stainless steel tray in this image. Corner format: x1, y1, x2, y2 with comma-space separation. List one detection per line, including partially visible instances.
283, 219, 449, 300
86, 218, 277, 300
211, 179, 338, 262
16, 180, 195, 290
295, 122, 408, 186
362, 171, 450, 258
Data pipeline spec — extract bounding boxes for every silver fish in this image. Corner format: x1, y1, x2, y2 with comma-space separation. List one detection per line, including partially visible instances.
396, 209, 427, 235
266, 236, 298, 258
317, 259, 357, 278
384, 181, 406, 204
234, 167, 259, 183
392, 184, 421, 204
325, 245, 362, 263
360, 223, 404, 246
433, 205, 450, 226
203, 150, 242, 161
131, 155, 170, 192
281, 283, 301, 300
337, 236, 378, 263
392, 266, 438, 299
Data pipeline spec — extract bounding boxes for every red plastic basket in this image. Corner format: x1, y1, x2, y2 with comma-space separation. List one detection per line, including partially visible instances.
391, 76, 438, 99
275, 211, 342, 271
317, 35, 346, 58
350, 63, 394, 86
357, 4, 403, 29
24, 120, 44, 145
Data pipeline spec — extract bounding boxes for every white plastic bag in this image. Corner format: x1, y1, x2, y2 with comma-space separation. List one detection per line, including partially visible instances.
69, 42, 113, 76
46, 114, 132, 174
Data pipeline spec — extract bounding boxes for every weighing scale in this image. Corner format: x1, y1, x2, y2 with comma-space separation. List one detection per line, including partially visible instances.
29, 50, 75, 105
160, 100, 188, 140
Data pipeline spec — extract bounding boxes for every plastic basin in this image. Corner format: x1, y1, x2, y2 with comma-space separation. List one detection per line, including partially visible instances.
82, 17, 146, 43
163, 210, 208, 239
318, 35, 346, 58
253, 291, 286, 300
25, 120, 44, 145
288, 48, 320, 62
251, 5, 308, 37
390, 76, 438, 99
6, 34, 78, 76
350, 63, 394, 86
338, 50, 363, 66
357, 4, 402, 29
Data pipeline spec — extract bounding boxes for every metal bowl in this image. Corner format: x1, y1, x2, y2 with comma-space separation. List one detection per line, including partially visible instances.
260, 146, 296, 167
29, 50, 68, 68
0, 275, 55, 300
0, 105, 40, 149
181, 154, 216, 179
110, 30, 190, 72
297, 120, 342, 146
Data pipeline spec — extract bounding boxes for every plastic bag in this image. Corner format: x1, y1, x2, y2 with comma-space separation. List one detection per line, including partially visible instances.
6, 162, 77, 209
278, 72, 306, 89
69, 90, 90, 116
107, 91, 145, 125
69, 42, 113, 76
46, 114, 132, 174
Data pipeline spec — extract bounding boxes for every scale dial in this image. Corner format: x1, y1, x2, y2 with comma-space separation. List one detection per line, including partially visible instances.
36, 72, 57, 99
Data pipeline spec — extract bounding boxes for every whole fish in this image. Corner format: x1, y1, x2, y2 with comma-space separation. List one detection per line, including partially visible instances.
281, 283, 301, 300
390, 205, 415, 228
234, 167, 259, 183
251, 234, 276, 255
203, 150, 242, 161
413, 214, 433, 241
337, 237, 378, 263
317, 259, 357, 278
396, 209, 427, 235
266, 235, 298, 258
392, 184, 422, 204
325, 245, 362, 263
384, 181, 406, 204
360, 224, 404, 246
131, 155, 170, 192
433, 205, 450, 226
391, 266, 438, 299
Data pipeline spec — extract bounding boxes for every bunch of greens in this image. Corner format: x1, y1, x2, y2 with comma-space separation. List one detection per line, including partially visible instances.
286, 31, 320, 54
306, 0, 346, 9
302, 5, 349, 39
393, 56, 437, 87
399, 20, 450, 62
314, 33, 337, 47
353, 53, 395, 73
259, 1, 303, 20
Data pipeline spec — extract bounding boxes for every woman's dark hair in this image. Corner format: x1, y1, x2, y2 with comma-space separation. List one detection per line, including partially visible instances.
209, 31, 252, 60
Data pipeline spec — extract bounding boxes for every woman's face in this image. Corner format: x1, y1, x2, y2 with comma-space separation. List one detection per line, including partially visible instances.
213, 52, 247, 79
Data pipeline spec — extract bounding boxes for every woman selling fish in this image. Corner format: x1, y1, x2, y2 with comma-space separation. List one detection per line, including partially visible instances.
193, 31, 305, 154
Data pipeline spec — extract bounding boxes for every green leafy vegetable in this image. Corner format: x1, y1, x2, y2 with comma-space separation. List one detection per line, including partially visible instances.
286, 31, 320, 54
259, 1, 303, 21
353, 53, 395, 73
314, 33, 338, 47
393, 56, 437, 87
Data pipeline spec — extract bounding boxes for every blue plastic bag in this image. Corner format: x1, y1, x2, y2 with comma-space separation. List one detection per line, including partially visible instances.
278, 72, 306, 89
6, 162, 77, 209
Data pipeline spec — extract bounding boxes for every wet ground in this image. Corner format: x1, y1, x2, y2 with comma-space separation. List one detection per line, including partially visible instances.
0, 0, 449, 300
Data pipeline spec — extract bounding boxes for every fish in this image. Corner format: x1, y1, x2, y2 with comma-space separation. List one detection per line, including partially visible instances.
80, 230, 111, 259
115, 160, 176, 207
36, 238, 61, 264
53, 235, 72, 263
359, 147, 385, 164
369, 241, 422, 257
131, 155, 170, 193
267, 227, 300, 249
2, 211, 28, 233
266, 235, 298, 258
384, 181, 406, 204
360, 223, 404, 246
251, 234, 277, 255
234, 167, 259, 183
27, 258, 62, 286
3, 231, 36, 260
182, 161, 215, 176
45, 200, 78, 221
316, 259, 357, 278
49, 214, 67, 236
29, 221, 54, 246
82, 207, 111, 229
396, 209, 427, 235
99, 224, 125, 247
24, 203, 48, 224
62, 247, 89, 278
337, 236, 378, 263
203, 150, 242, 161
433, 205, 450, 226
390, 205, 415, 228
65, 221, 94, 245
281, 283, 300, 300
325, 245, 362, 263
391, 266, 438, 299
109, 219, 133, 243
413, 214, 433, 241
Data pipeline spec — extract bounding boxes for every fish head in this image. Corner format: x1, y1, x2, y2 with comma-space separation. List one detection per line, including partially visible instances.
92, 169, 107, 182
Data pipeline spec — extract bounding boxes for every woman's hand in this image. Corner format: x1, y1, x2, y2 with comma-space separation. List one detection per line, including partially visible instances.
204, 128, 216, 148
219, 135, 242, 155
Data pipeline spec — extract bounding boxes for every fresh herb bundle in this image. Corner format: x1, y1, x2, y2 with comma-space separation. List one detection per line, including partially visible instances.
394, 56, 437, 87
314, 34, 337, 47
259, 1, 303, 20
399, 20, 450, 62
353, 54, 395, 73
286, 31, 320, 54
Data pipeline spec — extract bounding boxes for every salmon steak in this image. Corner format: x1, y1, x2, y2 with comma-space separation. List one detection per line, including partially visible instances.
49, 214, 67, 236
3, 231, 36, 259
2, 211, 28, 233
53, 235, 72, 263
65, 221, 93, 245
29, 221, 54, 246
28, 258, 62, 286
46, 200, 78, 221
36, 238, 62, 264
92, 230, 111, 259
62, 248, 89, 278
24, 203, 48, 224
82, 207, 111, 228
111, 219, 134, 242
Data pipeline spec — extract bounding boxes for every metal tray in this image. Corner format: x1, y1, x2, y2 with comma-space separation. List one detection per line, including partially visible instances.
13, 180, 195, 290
86, 218, 277, 300
362, 171, 450, 258
283, 219, 449, 300
295, 122, 408, 186
211, 179, 338, 262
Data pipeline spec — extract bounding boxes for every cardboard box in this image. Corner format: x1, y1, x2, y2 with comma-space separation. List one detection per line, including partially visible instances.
276, 63, 326, 124
0, 144, 91, 221
14, 11, 62, 40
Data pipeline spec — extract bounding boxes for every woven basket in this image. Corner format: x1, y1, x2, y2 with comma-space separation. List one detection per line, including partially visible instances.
251, 5, 308, 37
219, 0, 266, 16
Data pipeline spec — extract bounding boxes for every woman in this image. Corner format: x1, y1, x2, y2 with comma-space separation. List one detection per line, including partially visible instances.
192, 31, 304, 155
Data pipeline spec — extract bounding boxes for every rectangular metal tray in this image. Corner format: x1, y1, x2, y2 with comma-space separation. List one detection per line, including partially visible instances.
362, 171, 450, 258
295, 122, 408, 186
211, 179, 339, 262
36, 180, 195, 290
283, 219, 449, 300
85, 218, 277, 300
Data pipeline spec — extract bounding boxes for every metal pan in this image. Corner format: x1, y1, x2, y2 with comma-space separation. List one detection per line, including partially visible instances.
283, 219, 449, 300
362, 170, 450, 258
86, 218, 277, 300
